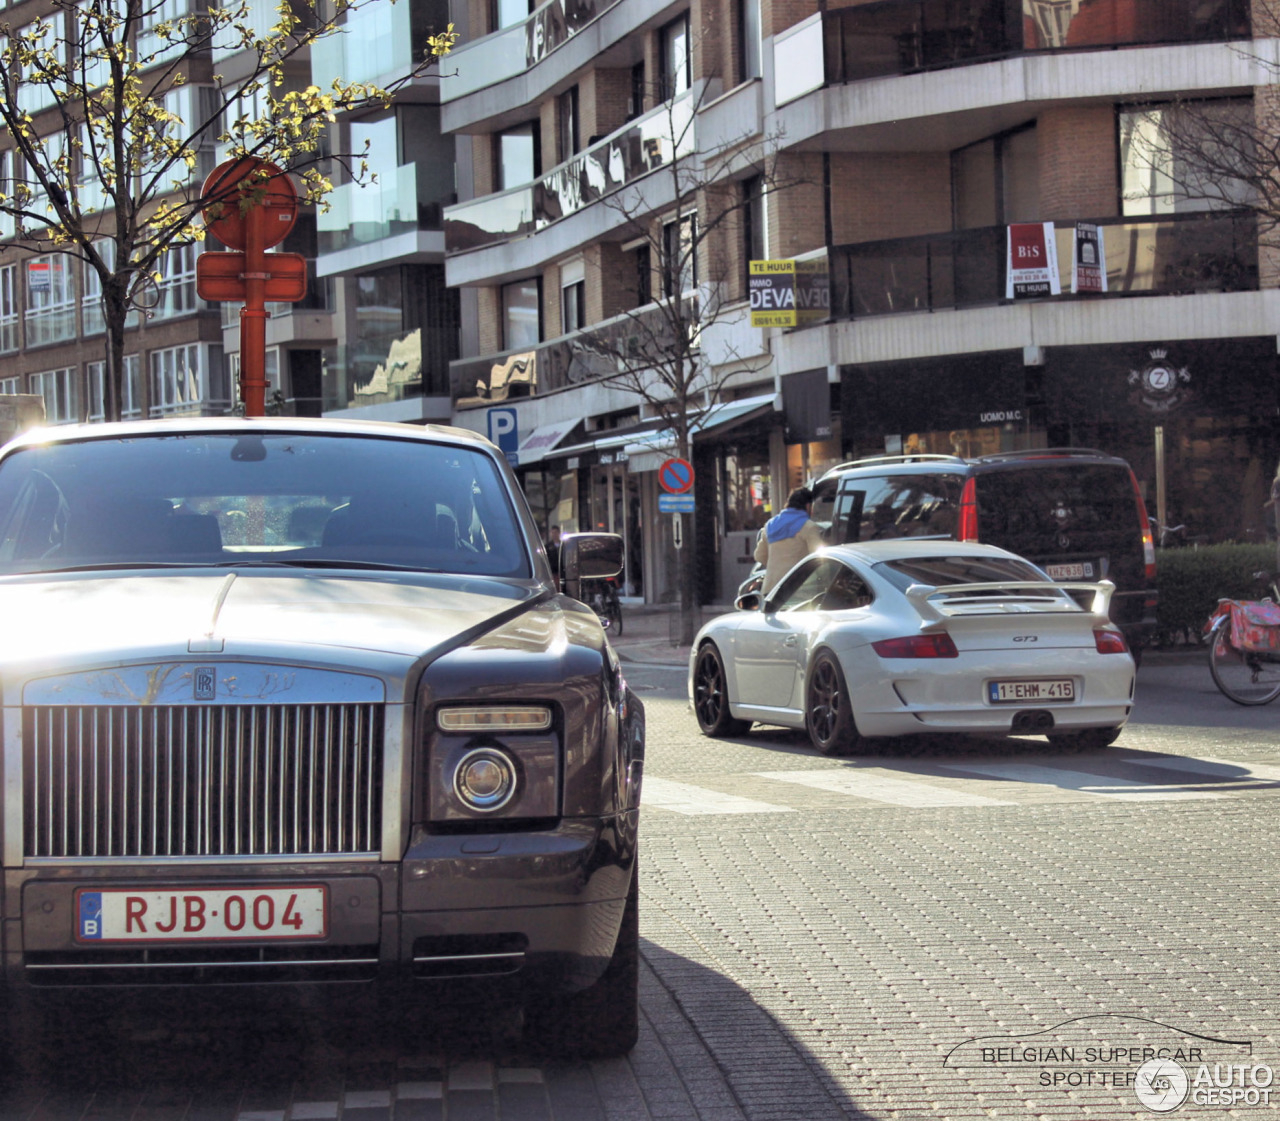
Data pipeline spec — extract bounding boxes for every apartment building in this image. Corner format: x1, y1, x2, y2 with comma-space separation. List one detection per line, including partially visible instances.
439, 0, 1280, 604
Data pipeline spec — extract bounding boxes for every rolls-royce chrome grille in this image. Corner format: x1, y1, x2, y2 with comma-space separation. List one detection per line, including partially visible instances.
23, 704, 383, 859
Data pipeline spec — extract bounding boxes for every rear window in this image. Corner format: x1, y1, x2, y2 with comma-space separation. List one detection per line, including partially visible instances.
836, 473, 964, 543
975, 464, 1136, 551
875, 554, 1048, 591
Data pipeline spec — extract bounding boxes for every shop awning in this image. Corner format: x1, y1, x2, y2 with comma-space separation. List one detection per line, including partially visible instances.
691, 393, 779, 437
517, 418, 580, 465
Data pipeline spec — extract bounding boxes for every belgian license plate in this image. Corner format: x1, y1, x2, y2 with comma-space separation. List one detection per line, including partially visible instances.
988, 679, 1075, 704
75, 885, 328, 942
1045, 562, 1094, 580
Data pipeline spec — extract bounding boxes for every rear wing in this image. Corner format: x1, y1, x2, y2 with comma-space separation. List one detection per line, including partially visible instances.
904, 579, 1115, 624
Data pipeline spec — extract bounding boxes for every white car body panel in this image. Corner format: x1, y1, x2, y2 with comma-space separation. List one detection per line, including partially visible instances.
691, 541, 1135, 744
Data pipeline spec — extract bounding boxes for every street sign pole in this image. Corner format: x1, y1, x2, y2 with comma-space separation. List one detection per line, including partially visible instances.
240, 202, 268, 418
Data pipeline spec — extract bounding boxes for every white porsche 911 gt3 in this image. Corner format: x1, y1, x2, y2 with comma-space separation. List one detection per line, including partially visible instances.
688, 541, 1135, 754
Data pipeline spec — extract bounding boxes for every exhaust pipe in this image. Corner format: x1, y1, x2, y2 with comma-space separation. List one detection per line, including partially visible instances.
1011, 709, 1055, 734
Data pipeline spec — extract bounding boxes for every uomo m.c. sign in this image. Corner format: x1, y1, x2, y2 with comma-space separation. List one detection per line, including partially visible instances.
980, 410, 1023, 424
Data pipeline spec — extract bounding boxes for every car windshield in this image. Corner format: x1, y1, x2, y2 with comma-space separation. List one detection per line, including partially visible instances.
0, 432, 532, 578
874, 554, 1050, 591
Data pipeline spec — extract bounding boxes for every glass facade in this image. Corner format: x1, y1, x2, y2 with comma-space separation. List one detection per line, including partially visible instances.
0, 265, 17, 353
310, 0, 450, 86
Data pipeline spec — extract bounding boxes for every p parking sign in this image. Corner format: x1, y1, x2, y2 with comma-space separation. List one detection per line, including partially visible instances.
488, 407, 519, 466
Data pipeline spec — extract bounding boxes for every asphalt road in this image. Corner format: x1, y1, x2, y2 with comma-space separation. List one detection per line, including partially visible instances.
3, 653, 1278, 1120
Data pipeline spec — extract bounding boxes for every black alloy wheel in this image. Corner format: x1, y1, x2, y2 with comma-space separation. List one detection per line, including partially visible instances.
805, 650, 861, 755
692, 644, 750, 737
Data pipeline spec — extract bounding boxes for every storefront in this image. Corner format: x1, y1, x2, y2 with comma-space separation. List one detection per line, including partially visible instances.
838, 338, 1280, 545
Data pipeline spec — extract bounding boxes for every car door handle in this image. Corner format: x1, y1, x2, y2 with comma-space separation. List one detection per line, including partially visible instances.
783, 635, 799, 647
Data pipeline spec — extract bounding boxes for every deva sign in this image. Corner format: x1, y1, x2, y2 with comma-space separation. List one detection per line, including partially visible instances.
749, 260, 829, 328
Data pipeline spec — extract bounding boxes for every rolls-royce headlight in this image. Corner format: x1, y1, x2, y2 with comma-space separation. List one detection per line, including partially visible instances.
453, 747, 518, 811
437, 706, 551, 732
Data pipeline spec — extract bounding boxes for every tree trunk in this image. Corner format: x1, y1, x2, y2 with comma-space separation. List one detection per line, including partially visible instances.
102, 278, 130, 423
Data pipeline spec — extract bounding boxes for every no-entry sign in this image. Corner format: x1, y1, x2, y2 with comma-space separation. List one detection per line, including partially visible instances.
658, 458, 694, 494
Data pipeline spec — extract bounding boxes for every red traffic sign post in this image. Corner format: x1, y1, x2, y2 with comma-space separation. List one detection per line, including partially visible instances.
196, 252, 308, 302
658, 457, 695, 494
199, 158, 300, 417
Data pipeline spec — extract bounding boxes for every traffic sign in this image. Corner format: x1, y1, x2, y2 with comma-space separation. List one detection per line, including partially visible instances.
658, 494, 695, 513
201, 158, 298, 251
658, 457, 694, 494
195, 251, 308, 302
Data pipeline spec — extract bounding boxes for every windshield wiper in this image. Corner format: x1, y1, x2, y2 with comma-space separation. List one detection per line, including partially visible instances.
211, 558, 443, 573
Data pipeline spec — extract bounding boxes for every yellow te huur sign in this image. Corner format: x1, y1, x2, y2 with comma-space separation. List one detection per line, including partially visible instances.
749, 259, 829, 328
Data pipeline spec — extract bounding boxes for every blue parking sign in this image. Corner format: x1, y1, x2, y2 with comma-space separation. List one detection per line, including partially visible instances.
488, 408, 519, 465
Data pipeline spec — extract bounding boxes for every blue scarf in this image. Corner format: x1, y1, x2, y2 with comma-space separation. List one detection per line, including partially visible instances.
765, 507, 809, 543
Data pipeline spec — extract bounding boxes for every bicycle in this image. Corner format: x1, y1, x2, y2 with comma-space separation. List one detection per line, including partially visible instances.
584, 575, 624, 635
1205, 571, 1280, 704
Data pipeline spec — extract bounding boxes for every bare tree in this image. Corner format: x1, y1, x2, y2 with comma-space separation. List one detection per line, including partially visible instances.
566, 80, 802, 644
0, 0, 456, 420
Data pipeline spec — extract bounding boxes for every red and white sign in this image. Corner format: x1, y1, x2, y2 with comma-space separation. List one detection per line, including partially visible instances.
1071, 222, 1107, 294
76, 885, 328, 942
1006, 222, 1061, 300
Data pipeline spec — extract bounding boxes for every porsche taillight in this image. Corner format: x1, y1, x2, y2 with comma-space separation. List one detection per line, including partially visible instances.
1094, 627, 1129, 655
872, 633, 959, 658
1129, 469, 1156, 581
958, 477, 979, 542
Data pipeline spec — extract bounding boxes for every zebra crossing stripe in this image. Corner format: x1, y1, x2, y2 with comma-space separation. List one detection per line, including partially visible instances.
642, 776, 793, 815
934, 761, 1224, 801
1125, 755, 1280, 783
753, 769, 1016, 807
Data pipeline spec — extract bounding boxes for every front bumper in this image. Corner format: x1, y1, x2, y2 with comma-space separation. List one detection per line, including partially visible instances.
4, 813, 637, 996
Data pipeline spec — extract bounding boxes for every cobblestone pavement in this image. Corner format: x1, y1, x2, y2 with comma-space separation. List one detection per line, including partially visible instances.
0, 618, 1276, 1120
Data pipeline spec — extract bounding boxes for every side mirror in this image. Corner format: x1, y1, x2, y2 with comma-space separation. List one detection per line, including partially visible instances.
560, 532, 624, 600
735, 591, 763, 612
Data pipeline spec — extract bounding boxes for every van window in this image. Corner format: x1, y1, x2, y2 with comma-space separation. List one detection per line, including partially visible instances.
838, 474, 964, 542
974, 465, 1136, 556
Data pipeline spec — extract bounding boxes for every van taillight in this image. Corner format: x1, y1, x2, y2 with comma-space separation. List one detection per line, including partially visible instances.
958, 477, 979, 542
1129, 469, 1157, 581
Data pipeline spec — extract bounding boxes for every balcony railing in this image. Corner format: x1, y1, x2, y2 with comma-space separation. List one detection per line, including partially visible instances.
445, 92, 695, 255
310, 0, 449, 86
818, 0, 1249, 87
318, 164, 445, 254
826, 211, 1257, 320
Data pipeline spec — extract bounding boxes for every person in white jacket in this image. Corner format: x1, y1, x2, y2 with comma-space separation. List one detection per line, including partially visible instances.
753, 486, 824, 594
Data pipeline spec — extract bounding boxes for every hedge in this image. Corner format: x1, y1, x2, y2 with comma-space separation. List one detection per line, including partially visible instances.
1152, 542, 1278, 646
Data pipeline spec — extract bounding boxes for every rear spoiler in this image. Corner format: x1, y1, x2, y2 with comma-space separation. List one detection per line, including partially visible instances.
904, 579, 1116, 624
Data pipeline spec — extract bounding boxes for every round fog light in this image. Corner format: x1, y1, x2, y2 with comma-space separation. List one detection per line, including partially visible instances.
453, 748, 517, 812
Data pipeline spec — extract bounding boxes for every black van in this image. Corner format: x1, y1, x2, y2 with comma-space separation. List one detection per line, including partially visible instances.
810, 449, 1157, 654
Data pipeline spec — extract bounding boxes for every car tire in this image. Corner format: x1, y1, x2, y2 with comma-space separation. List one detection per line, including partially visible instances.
805, 650, 862, 755
692, 644, 751, 737
1049, 726, 1122, 750
527, 863, 639, 1059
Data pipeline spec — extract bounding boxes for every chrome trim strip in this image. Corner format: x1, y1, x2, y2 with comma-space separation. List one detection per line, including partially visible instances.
23, 852, 379, 866
412, 952, 526, 963
26, 957, 380, 970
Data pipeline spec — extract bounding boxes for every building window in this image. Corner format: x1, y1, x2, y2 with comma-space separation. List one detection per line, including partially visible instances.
17, 14, 67, 115
632, 244, 651, 308
495, 122, 540, 190
744, 175, 766, 272
662, 214, 696, 298
153, 241, 199, 319
29, 367, 80, 424
0, 378, 20, 395
1120, 100, 1253, 216
502, 279, 541, 350
952, 125, 1038, 229
24, 254, 76, 347
0, 264, 17, 353
87, 357, 142, 421
0, 149, 14, 239
493, 0, 532, 31
557, 87, 580, 164
737, 0, 761, 83
150, 343, 205, 416
628, 62, 646, 121
561, 259, 585, 333
660, 14, 691, 100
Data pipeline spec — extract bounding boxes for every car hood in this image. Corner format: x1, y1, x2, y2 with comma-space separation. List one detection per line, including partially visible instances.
0, 570, 536, 667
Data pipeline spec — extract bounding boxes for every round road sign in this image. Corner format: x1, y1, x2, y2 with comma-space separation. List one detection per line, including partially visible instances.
200, 158, 298, 251
658, 457, 695, 494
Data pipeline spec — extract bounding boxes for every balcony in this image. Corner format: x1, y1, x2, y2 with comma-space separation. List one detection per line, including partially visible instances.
445, 92, 695, 257
318, 165, 446, 256
824, 211, 1257, 321
310, 0, 449, 87
777, 0, 1250, 106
